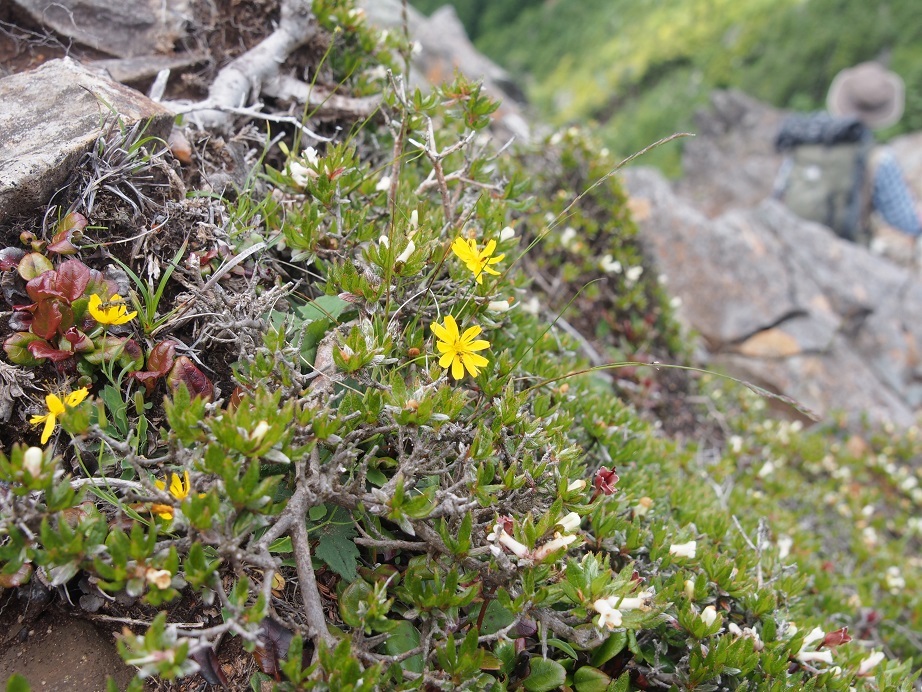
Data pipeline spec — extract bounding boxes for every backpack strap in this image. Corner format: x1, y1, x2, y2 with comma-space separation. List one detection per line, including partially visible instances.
841, 133, 874, 244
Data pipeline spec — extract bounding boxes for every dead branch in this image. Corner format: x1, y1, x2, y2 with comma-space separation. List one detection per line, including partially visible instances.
167, 0, 319, 131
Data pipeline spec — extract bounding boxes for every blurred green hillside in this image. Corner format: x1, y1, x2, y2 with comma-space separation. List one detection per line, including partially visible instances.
411, 0, 922, 175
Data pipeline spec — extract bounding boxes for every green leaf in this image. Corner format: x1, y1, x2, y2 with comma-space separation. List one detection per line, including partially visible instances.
591, 631, 627, 667
308, 504, 327, 521
17, 252, 53, 280
523, 658, 566, 692
339, 579, 372, 628
296, 295, 352, 322
574, 666, 612, 692
611, 671, 631, 692
479, 599, 515, 635
314, 509, 359, 581
382, 621, 423, 673
6, 674, 31, 692
268, 537, 293, 553
3, 332, 44, 366
547, 638, 579, 660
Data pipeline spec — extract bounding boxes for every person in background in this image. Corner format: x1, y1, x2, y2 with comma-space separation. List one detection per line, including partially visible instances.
826, 61, 922, 237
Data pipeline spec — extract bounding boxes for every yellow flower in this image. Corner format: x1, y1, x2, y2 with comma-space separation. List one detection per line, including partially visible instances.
431, 315, 490, 380
451, 237, 504, 285
152, 470, 192, 521
88, 293, 137, 326
29, 387, 89, 444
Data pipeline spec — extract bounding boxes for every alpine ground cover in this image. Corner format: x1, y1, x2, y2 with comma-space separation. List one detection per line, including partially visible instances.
0, 1, 919, 689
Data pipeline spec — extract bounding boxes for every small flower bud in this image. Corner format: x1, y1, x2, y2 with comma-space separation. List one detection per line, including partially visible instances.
396, 239, 415, 264
700, 605, 718, 627
249, 421, 271, 444
499, 226, 516, 242
567, 479, 587, 492
669, 540, 697, 559
376, 175, 392, 192
857, 651, 885, 675
684, 579, 696, 600
486, 299, 513, 313
557, 512, 581, 534
22, 446, 43, 477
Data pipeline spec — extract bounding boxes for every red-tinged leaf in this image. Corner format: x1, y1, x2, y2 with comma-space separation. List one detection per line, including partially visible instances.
55, 211, 88, 235
190, 647, 228, 686
120, 339, 144, 371
131, 370, 162, 395
26, 272, 65, 303
254, 618, 294, 680
31, 299, 64, 340
28, 339, 74, 362
56, 259, 91, 302
17, 252, 53, 280
84, 269, 117, 299
147, 340, 177, 376
130, 341, 177, 393
8, 310, 33, 331
168, 356, 214, 401
3, 332, 44, 365
0, 563, 32, 588
0, 247, 26, 271
47, 232, 79, 255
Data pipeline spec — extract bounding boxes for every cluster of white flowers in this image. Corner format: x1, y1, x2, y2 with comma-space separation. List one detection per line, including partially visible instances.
794, 626, 834, 665
288, 146, 320, 187
487, 512, 582, 562
727, 622, 764, 651
592, 590, 654, 631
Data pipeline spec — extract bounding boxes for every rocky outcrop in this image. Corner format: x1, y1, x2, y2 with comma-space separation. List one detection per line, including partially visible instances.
628, 88, 922, 426
0, 58, 174, 223
11, 0, 189, 59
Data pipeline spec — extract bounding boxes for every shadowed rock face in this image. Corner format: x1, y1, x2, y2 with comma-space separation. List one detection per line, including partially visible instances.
11, 0, 189, 58
626, 142, 922, 427
0, 58, 174, 223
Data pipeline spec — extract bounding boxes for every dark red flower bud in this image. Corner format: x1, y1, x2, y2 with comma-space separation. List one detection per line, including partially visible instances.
593, 466, 619, 496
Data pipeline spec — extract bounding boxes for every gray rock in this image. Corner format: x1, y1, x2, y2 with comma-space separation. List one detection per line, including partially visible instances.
0, 58, 174, 223
12, 0, 189, 59
625, 165, 922, 427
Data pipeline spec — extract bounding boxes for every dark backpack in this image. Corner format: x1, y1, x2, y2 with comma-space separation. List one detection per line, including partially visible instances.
774, 112, 874, 243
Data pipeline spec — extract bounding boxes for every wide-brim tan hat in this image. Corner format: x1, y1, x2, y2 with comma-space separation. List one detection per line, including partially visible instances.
827, 61, 905, 129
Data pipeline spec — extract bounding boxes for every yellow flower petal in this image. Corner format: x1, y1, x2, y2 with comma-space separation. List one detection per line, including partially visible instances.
155, 479, 166, 492
460, 325, 482, 342
439, 352, 455, 369
45, 393, 66, 416
430, 321, 451, 343
40, 415, 56, 444
464, 339, 490, 352
436, 341, 452, 354
151, 504, 174, 521
450, 357, 465, 380
65, 387, 89, 408
441, 315, 460, 341
461, 352, 488, 375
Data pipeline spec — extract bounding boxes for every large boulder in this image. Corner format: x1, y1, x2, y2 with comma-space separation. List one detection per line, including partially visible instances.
626, 166, 922, 427
11, 0, 189, 59
0, 58, 174, 224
